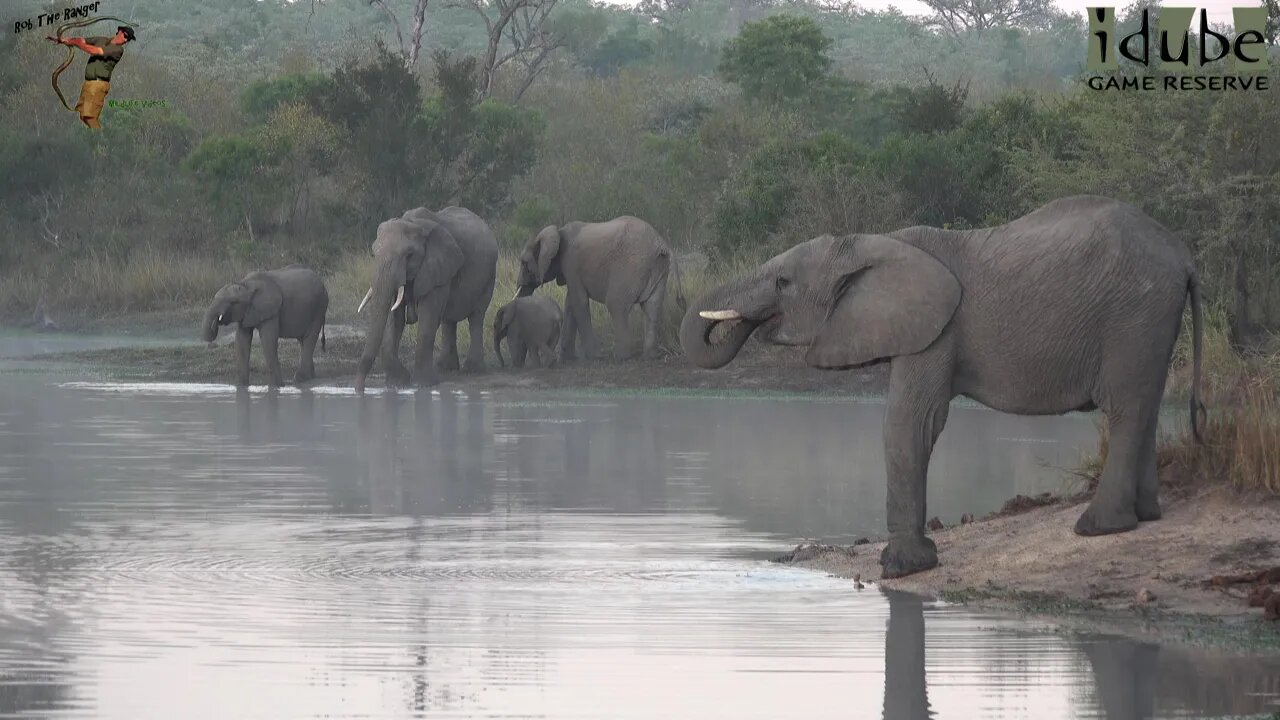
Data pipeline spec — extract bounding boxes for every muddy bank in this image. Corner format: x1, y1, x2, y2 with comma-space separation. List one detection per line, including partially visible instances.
32, 330, 891, 396
778, 487, 1280, 650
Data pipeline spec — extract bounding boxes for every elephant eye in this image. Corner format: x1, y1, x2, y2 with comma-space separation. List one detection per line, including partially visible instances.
776, 276, 791, 291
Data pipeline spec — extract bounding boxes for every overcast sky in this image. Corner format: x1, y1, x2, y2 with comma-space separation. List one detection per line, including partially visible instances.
596, 0, 1246, 25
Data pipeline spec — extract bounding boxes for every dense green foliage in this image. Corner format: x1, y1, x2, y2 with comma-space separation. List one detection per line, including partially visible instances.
0, 0, 1277, 346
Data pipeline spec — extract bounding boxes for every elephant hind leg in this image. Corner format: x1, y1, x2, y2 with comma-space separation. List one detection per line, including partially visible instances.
1075, 397, 1157, 536
296, 326, 321, 383
463, 305, 487, 373
607, 302, 636, 361
640, 284, 666, 360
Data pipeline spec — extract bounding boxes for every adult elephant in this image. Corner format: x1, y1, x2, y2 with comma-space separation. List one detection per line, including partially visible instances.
515, 216, 684, 361
202, 265, 328, 387
354, 206, 498, 392
681, 195, 1205, 579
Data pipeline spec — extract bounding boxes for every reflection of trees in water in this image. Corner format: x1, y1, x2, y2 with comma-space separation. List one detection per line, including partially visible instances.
492, 399, 666, 514
0, 390, 82, 717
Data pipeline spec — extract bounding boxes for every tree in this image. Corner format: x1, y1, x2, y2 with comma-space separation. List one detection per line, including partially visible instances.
717, 15, 833, 103
365, 0, 430, 68
1265, 0, 1279, 44
920, 0, 1055, 37
446, 0, 564, 100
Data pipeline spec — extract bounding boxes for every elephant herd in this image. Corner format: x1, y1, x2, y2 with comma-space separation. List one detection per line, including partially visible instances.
203, 206, 682, 392
202, 195, 1208, 579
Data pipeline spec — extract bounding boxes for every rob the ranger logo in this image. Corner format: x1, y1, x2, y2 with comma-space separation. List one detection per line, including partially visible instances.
1086, 6, 1271, 91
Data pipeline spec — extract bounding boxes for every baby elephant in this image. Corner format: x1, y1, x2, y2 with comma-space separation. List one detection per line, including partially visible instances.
493, 295, 562, 369
202, 265, 329, 386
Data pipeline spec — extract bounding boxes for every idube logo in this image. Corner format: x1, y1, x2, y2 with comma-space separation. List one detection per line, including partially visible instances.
1085, 6, 1270, 91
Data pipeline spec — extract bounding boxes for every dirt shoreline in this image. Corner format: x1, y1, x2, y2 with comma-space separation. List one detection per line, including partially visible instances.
8, 322, 1280, 649
777, 488, 1280, 651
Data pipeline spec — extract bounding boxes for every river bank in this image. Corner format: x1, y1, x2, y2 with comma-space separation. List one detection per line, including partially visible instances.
778, 484, 1280, 651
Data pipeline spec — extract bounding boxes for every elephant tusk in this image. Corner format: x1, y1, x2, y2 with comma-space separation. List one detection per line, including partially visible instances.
511, 288, 521, 303
217, 313, 224, 323
357, 287, 374, 313
390, 285, 406, 313
699, 310, 742, 321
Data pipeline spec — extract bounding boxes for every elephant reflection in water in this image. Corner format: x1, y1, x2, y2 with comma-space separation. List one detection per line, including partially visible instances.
882, 591, 932, 720
1081, 635, 1280, 719
355, 391, 494, 516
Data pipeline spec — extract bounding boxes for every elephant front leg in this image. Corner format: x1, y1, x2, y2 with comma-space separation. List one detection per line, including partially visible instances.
258, 320, 283, 388
412, 294, 446, 388
567, 288, 598, 360
382, 306, 411, 387
879, 357, 953, 579
559, 295, 580, 363
510, 336, 527, 368
234, 326, 253, 387
437, 322, 461, 372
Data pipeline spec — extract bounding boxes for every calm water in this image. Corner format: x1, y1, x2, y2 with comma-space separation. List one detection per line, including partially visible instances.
1, 339, 1278, 719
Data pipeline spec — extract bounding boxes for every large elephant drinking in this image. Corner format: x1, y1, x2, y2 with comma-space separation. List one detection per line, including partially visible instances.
202, 264, 329, 387
681, 195, 1205, 579
515, 216, 683, 361
355, 206, 498, 392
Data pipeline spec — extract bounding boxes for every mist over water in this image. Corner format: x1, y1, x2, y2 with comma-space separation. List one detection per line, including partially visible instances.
1, 369, 1277, 719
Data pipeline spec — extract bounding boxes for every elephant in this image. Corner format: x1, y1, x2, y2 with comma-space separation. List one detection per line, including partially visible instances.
515, 216, 684, 362
493, 295, 562, 369
354, 206, 498, 392
681, 195, 1206, 579
201, 264, 329, 387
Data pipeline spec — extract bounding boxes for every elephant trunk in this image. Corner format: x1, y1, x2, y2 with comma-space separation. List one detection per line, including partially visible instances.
356, 259, 404, 391
679, 279, 767, 369
201, 305, 223, 344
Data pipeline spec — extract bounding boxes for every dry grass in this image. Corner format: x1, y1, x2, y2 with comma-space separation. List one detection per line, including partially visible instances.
0, 249, 239, 322
1077, 368, 1280, 498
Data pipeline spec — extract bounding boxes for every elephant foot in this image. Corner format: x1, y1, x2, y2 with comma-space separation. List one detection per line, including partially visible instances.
879, 535, 938, 579
385, 365, 411, 387
355, 376, 366, 394
413, 371, 440, 389
1073, 502, 1139, 536
293, 370, 315, 384
436, 356, 461, 372
642, 349, 662, 361
1136, 497, 1162, 522
462, 358, 486, 373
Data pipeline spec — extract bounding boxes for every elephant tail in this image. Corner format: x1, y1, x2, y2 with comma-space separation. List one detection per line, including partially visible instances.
320, 325, 327, 354
1188, 272, 1207, 444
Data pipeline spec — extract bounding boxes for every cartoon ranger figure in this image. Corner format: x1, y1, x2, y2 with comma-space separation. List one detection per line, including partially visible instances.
45, 24, 136, 129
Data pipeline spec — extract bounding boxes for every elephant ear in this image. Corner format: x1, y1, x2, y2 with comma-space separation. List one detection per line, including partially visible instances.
241, 276, 284, 329
535, 226, 562, 282
414, 223, 465, 294
805, 234, 961, 369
